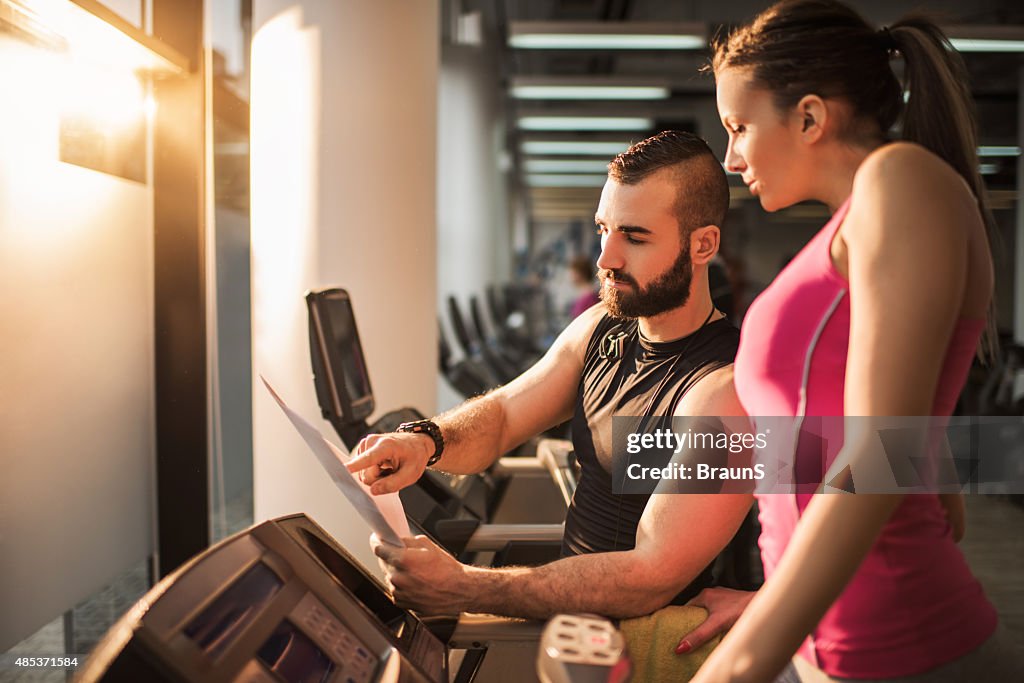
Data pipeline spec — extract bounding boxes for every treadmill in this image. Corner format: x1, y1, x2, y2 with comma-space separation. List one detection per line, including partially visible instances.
78, 514, 551, 683
78, 515, 447, 682
446, 295, 518, 385
437, 319, 493, 400
305, 288, 569, 562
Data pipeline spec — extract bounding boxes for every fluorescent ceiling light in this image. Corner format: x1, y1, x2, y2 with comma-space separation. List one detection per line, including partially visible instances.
521, 141, 631, 156
512, 85, 669, 100
977, 145, 1021, 157
978, 163, 1000, 175
518, 116, 652, 131
524, 159, 611, 173
945, 26, 1024, 53
950, 38, 1024, 53
511, 34, 703, 49
526, 174, 608, 188
509, 21, 705, 51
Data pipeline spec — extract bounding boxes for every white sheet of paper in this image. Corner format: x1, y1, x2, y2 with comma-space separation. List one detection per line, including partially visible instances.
261, 376, 410, 546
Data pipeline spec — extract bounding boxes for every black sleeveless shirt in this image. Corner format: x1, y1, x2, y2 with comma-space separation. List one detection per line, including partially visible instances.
562, 314, 740, 603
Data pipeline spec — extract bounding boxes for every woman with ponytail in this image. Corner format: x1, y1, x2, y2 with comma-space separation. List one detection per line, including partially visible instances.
678, 1, 1022, 680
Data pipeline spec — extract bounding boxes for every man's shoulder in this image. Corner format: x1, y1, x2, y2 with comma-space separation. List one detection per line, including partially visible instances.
552, 303, 615, 362
687, 363, 734, 395
674, 364, 743, 418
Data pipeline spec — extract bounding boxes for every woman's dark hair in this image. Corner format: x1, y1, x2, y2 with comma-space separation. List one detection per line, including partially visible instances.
712, 0, 996, 358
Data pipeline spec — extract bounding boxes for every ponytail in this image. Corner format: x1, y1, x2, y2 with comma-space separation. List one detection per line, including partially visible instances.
890, 19, 998, 360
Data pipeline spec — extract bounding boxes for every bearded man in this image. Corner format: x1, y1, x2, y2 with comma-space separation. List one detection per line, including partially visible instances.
347, 131, 752, 621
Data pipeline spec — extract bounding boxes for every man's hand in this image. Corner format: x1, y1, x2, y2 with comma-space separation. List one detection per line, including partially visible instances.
347, 432, 433, 495
675, 587, 755, 654
370, 533, 472, 615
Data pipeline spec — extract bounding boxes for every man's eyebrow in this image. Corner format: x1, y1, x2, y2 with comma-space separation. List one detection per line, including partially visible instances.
594, 218, 652, 235
619, 225, 652, 235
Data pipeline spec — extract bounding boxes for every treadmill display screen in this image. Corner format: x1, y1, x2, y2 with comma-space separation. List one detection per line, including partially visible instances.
183, 563, 283, 659
324, 298, 372, 409
257, 621, 335, 683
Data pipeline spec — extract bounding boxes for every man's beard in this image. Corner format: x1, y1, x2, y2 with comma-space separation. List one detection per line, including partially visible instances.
599, 243, 693, 319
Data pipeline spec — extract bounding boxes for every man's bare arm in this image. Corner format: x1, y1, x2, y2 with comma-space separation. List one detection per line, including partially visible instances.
348, 305, 605, 493
374, 366, 753, 619
465, 491, 750, 619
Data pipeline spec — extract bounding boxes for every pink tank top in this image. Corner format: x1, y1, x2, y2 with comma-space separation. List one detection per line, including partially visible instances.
734, 197, 997, 678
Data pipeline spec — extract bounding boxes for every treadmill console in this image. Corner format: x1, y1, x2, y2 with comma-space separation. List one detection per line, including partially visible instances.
305, 287, 500, 549
307, 288, 376, 431
79, 515, 446, 683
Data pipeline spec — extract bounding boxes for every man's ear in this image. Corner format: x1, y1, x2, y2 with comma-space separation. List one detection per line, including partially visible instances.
795, 94, 828, 144
689, 225, 720, 265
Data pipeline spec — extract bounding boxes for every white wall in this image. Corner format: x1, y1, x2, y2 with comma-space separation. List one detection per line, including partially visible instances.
251, 0, 439, 573
436, 41, 512, 409
0, 38, 154, 651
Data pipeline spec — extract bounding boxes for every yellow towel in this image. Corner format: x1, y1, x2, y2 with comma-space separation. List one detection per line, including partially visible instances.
618, 605, 721, 682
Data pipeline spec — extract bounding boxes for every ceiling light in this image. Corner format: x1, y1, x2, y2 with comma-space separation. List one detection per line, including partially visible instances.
518, 116, 652, 131
949, 38, 1024, 53
977, 146, 1021, 157
521, 141, 631, 156
509, 21, 705, 50
511, 34, 703, 50
526, 174, 608, 188
945, 26, 1024, 53
524, 159, 610, 173
512, 85, 669, 100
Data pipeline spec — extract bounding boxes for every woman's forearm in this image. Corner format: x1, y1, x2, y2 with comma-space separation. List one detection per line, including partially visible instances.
693, 493, 904, 682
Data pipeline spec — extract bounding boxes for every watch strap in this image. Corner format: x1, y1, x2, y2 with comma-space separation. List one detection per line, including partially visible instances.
397, 419, 445, 467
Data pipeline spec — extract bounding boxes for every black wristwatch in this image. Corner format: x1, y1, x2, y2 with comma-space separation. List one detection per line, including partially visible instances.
397, 419, 445, 467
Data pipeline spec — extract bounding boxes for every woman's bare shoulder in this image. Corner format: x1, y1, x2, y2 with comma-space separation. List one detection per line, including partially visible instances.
847, 142, 979, 246
854, 141, 971, 202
